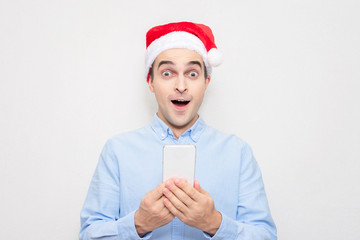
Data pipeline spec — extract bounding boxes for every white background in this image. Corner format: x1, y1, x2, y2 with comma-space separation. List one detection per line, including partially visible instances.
1, 0, 359, 239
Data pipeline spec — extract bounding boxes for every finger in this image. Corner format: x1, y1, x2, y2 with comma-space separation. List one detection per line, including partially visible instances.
194, 180, 200, 191
163, 187, 189, 213
174, 178, 201, 201
158, 196, 174, 215
165, 179, 194, 207
163, 197, 185, 220
156, 196, 169, 209
151, 182, 165, 200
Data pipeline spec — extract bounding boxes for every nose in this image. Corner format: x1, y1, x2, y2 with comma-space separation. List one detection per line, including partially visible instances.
175, 75, 187, 93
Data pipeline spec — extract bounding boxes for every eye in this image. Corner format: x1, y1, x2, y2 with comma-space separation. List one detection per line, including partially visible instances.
162, 71, 172, 77
188, 71, 199, 78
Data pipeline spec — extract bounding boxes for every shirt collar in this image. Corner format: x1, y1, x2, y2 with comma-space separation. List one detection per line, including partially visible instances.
150, 113, 206, 142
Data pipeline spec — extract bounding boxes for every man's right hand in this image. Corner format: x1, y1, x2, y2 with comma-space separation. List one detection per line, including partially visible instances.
134, 183, 174, 237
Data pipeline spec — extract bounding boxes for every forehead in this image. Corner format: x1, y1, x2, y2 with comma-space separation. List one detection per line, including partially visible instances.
153, 49, 203, 67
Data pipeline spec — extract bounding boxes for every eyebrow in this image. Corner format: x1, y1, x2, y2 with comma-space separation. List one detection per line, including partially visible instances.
187, 61, 202, 69
157, 60, 174, 69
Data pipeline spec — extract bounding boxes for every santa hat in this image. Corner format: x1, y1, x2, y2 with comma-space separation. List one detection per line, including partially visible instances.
145, 21, 222, 81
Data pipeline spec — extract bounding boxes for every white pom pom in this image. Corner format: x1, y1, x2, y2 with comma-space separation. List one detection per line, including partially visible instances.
207, 48, 223, 67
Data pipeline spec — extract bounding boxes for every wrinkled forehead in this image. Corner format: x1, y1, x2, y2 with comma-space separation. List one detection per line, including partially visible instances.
153, 49, 206, 70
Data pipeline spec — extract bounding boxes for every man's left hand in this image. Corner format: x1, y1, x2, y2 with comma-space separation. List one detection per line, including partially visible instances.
162, 178, 222, 236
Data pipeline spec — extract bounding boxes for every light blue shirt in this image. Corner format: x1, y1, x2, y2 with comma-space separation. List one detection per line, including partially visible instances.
80, 115, 277, 239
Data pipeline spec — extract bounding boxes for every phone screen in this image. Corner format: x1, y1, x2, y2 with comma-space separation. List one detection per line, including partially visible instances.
162, 145, 196, 185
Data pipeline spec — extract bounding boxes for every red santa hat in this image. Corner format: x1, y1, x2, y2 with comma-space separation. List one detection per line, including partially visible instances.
145, 21, 222, 81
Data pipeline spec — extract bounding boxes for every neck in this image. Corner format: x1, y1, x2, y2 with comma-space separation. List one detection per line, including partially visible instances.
157, 114, 199, 139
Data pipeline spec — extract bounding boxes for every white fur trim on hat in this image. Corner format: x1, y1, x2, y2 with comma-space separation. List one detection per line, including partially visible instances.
145, 31, 212, 78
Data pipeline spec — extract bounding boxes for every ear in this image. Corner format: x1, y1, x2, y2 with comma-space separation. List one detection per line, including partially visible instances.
148, 77, 155, 93
205, 75, 211, 89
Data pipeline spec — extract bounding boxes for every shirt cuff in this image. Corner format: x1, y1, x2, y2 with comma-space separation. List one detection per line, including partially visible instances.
203, 211, 242, 239
116, 210, 153, 240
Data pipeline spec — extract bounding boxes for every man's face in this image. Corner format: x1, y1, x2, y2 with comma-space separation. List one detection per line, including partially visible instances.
149, 48, 210, 133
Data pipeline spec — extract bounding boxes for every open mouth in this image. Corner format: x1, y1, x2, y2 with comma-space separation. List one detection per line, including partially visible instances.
171, 100, 190, 107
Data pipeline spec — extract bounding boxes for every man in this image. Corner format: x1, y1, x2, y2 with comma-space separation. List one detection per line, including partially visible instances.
80, 22, 277, 240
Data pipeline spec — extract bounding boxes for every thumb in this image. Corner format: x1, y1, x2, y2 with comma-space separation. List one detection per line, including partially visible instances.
194, 180, 209, 195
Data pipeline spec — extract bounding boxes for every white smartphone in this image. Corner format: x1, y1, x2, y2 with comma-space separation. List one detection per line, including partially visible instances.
162, 145, 196, 186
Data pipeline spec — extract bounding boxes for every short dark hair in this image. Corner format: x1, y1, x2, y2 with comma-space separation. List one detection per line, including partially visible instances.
149, 62, 208, 81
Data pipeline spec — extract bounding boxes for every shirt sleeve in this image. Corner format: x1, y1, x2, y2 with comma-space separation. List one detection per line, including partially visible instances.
79, 140, 151, 240
204, 143, 277, 240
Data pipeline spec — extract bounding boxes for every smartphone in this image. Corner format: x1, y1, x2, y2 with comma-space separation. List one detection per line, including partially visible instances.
162, 144, 196, 186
